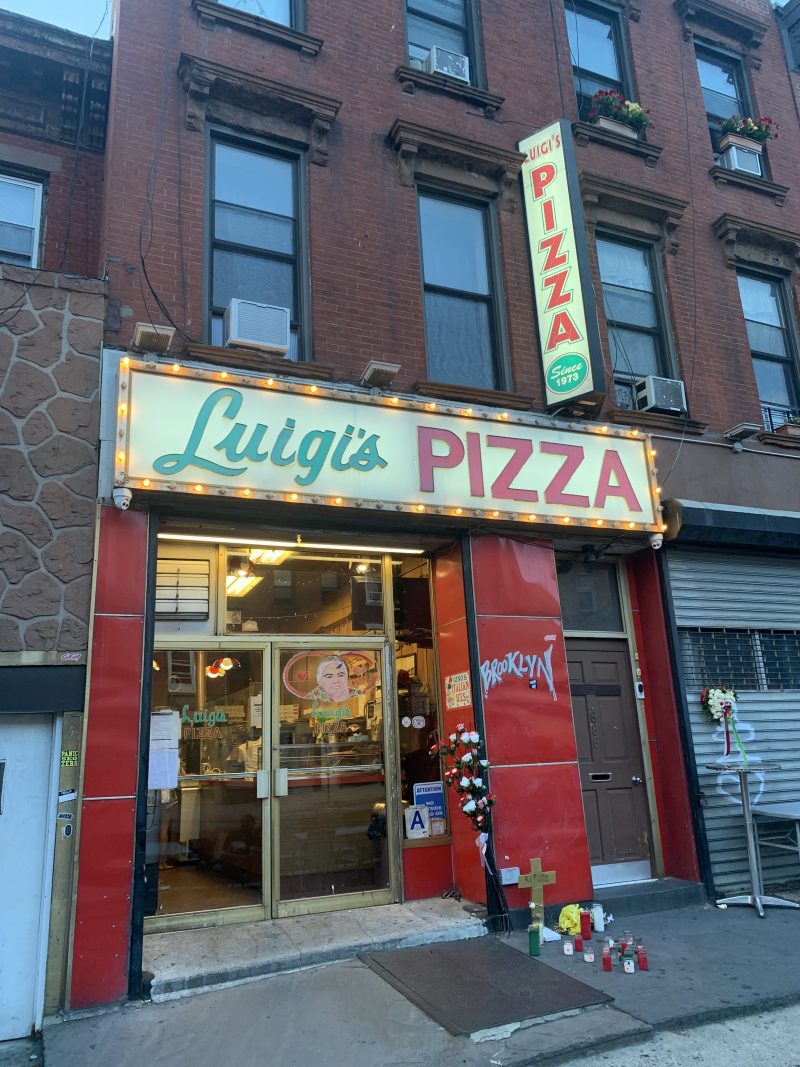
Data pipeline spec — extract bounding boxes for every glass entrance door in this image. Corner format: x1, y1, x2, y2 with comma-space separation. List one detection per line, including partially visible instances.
146, 647, 267, 925
272, 642, 397, 915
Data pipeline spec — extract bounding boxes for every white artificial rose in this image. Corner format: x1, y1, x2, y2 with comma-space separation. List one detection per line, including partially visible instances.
460, 731, 471, 743
461, 752, 473, 763
469, 731, 480, 743
460, 776, 471, 788
449, 733, 457, 742
473, 777, 483, 788
462, 799, 477, 814
479, 759, 489, 768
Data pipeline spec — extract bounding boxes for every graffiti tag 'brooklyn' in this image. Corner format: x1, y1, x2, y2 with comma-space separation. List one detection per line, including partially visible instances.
153, 387, 387, 486
480, 645, 557, 701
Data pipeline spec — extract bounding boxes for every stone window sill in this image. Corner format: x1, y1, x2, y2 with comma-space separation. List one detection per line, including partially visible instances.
193, 0, 323, 57
395, 65, 504, 118
182, 343, 335, 380
605, 406, 707, 436
757, 428, 800, 450
709, 165, 789, 206
413, 380, 535, 411
572, 121, 662, 168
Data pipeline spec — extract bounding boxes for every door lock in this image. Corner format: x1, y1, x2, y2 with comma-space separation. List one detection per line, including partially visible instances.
631, 775, 643, 785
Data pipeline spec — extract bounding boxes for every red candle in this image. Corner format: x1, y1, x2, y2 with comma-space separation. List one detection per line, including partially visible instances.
574, 936, 583, 952
602, 946, 612, 972
580, 910, 591, 940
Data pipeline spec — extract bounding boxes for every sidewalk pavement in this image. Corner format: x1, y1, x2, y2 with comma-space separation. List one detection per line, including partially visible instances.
8, 899, 800, 1067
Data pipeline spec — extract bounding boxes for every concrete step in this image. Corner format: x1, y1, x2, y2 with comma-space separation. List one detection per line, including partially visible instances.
591, 878, 707, 919
143, 897, 486, 1001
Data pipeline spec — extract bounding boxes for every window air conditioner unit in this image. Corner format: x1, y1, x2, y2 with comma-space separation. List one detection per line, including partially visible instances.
424, 46, 470, 83
635, 375, 687, 416
223, 299, 291, 355
721, 143, 762, 176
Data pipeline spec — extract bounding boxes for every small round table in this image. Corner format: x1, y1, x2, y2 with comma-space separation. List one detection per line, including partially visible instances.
705, 762, 800, 918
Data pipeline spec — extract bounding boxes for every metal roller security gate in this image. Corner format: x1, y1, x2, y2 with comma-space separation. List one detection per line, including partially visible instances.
667, 549, 800, 894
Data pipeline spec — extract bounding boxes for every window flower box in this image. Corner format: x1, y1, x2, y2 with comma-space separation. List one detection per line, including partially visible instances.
719, 132, 763, 156
595, 115, 639, 140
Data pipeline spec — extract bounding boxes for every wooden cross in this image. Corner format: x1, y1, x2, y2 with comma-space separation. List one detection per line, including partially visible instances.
518, 857, 556, 925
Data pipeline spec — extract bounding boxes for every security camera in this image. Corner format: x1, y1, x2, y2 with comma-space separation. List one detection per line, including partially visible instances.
112, 487, 133, 511
648, 532, 663, 550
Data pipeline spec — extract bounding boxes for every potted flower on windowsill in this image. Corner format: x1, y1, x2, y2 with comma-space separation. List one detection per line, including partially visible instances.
588, 89, 653, 140
776, 413, 800, 438
718, 114, 777, 156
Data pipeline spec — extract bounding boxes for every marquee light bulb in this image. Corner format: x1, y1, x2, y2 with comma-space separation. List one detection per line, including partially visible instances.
390, 397, 399, 405
599, 425, 609, 434
595, 519, 604, 526
143, 478, 150, 487
119, 403, 127, 414
289, 493, 298, 501
527, 514, 537, 521
122, 356, 130, 366
243, 488, 251, 497
628, 521, 636, 529
334, 497, 343, 504
219, 371, 228, 380
194, 484, 203, 493
464, 408, 473, 416
172, 363, 180, 373
416, 504, 425, 512
455, 507, 463, 516
116, 451, 125, 462
491, 510, 500, 518
265, 378, 274, 387
561, 516, 571, 524
309, 385, 318, 394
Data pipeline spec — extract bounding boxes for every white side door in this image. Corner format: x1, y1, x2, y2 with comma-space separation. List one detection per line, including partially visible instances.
0, 715, 55, 1040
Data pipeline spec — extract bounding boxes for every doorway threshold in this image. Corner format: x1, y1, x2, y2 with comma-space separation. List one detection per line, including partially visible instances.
143, 898, 486, 1001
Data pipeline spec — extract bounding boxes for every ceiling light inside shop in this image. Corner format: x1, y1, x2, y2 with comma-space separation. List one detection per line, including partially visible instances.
249, 548, 289, 565
225, 574, 264, 597
158, 533, 424, 555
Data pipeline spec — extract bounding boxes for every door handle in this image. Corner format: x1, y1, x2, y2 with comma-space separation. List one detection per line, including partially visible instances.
256, 769, 269, 799
589, 773, 612, 782
274, 768, 289, 797
631, 775, 643, 785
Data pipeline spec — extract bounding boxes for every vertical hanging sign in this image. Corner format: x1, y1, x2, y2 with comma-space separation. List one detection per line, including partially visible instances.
519, 120, 605, 413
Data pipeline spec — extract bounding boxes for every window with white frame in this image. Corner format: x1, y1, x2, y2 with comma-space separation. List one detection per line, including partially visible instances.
0, 175, 42, 268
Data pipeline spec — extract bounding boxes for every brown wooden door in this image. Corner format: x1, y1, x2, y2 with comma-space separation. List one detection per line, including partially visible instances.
567, 639, 650, 866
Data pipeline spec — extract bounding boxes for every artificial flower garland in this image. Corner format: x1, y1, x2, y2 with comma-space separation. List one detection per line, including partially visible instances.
430, 724, 496, 832
700, 685, 747, 766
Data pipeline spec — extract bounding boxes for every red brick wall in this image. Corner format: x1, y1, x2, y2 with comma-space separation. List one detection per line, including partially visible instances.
0, 130, 104, 277
101, 0, 798, 423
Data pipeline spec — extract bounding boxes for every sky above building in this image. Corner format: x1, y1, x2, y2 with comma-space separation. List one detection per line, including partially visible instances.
4, 0, 111, 37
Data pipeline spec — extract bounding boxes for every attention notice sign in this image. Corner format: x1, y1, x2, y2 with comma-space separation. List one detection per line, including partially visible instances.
519, 120, 605, 412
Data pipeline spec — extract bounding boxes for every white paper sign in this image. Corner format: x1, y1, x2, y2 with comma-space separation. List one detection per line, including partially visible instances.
149, 710, 180, 789
404, 805, 431, 839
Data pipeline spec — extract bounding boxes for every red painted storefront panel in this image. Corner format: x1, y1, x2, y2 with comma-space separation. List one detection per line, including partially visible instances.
71, 503, 150, 1010
626, 554, 699, 882
81, 614, 145, 799
471, 534, 561, 619
93, 507, 149, 616
402, 844, 454, 900
70, 798, 136, 1009
476, 616, 574, 767
491, 763, 593, 909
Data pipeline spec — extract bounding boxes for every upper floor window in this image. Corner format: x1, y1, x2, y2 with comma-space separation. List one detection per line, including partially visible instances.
218, 0, 292, 26
736, 272, 800, 431
0, 175, 42, 268
406, 0, 478, 83
418, 192, 502, 390
209, 140, 304, 359
566, 1, 626, 119
695, 46, 754, 161
597, 235, 672, 408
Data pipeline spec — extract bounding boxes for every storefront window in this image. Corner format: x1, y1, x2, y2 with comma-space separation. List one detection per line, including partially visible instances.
224, 549, 384, 636
393, 557, 447, 835
146, 649, 263, 917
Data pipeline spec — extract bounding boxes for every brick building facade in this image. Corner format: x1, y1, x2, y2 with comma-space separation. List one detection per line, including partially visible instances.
3, 0, 800, 1030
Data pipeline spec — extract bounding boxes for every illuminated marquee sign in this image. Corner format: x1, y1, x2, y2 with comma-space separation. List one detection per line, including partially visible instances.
519, 120, 605, 412
114, 360, 662, 532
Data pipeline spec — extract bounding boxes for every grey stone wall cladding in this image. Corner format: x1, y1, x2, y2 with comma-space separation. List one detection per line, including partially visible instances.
0, 264, 105, 655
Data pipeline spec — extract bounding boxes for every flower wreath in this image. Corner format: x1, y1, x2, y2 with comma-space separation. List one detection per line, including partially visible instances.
700, 685, 747, 765
430, 725, 496, 832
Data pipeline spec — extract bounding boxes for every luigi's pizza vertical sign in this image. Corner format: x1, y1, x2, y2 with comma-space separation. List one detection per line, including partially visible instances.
518, 120, 605, 414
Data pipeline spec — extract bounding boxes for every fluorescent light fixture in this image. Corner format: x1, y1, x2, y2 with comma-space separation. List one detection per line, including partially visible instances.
158, 533, 423, 555
225, 573, 264, 597
249, 548, 289, 565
